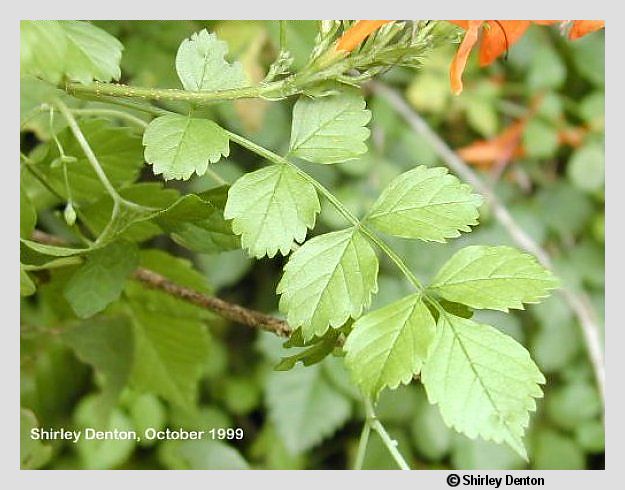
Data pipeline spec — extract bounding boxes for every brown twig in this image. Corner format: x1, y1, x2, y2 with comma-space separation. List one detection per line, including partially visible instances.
28, 230, 292, 338
371, 82, 605, 404
132, 268, 291, 337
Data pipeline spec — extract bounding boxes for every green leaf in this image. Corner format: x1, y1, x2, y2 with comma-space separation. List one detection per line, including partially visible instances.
21, 238, 89, 257
546, 381, 601, 431
64, 241, 139, 318
80, 183, 180, 243
421, 314, 545, 459
277, 228, 379, 340
74, 395, 136, 469
533, 430, 586, 470
61, 316, 134, 422
522, 118, 559, 159
275, 329, 339, 371
138, 249, 210, 293
21, 264, 36, 296
289, 91, 371, 164
59, 20, 123, 84
567, 143, 605, 193
430, 246, 558, 311
410, 390, 452, 462
21, 21, 122, 85
37, 119, 144, 204
224, 164, 320, 258
366, 166, 482, 242
156, 187, 239, 254
143, 114, 230, 180
175, 29, 246, 91
159, 440, 249, 470
126, 287, 210, 407
345, 294, 435, 399
265, 362, 352, 454
21, 408, 53, 469
20, 21, 67, 84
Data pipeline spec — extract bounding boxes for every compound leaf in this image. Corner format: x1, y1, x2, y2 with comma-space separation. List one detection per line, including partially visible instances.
366, 166, 483, 242
277, 228, 378, 340
289, 91, 371, 164
430, 246, 558, 311
63, 241, 139, 318
224, 164, 320, 258
421, 313, 545, 459
175, 29, 246, 91
265, 362, 351, 455
345, 294, 435, 399
143, 114, 230, 180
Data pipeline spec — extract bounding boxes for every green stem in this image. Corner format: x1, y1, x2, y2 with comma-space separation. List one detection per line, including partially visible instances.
65, 80, 285, 105
354, 419, 371, 470
70, 108, 149, 128
54, 98, 123, 203
225, 130, 425, 291
364, 398, 411, 470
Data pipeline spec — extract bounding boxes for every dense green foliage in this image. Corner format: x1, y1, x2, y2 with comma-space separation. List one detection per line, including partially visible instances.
20, 20, 604, 470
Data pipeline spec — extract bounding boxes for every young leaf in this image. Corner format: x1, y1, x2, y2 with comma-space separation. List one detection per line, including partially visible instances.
430, 246, 558, 311
156, 187, 240, 254
224, 164, 320, 258
143, 114, 230, 180
277, 228, 379, 340
63, 241, 139, 318
20, 21, 122, 84
289, 91, 371, 164
61, 316, 134, 422
421, 313, 545, 459
175, 29, 246, 92
265, 363, 352, 454
345, 294, 435, 399
126, 287, 211, 408
366, 166, 483, 242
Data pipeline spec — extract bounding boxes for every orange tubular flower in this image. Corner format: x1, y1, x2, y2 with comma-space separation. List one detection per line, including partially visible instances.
449, 20, 604, 95
335, 20, 393, 52
569, 20, 605, 40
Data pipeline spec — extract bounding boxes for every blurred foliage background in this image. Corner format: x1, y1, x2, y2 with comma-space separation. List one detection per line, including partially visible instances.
20, 20, 604, 470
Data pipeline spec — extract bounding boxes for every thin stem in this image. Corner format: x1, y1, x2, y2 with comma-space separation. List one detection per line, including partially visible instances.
364, 398, 410, 470
54, 98, 122, 203
354, 420, 371, 470
65, 80, 284, 106
225, 130, 425, 291
70, 108, 149, 128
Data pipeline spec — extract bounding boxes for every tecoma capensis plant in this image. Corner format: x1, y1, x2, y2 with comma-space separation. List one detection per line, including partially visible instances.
22, 20, 583, 469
